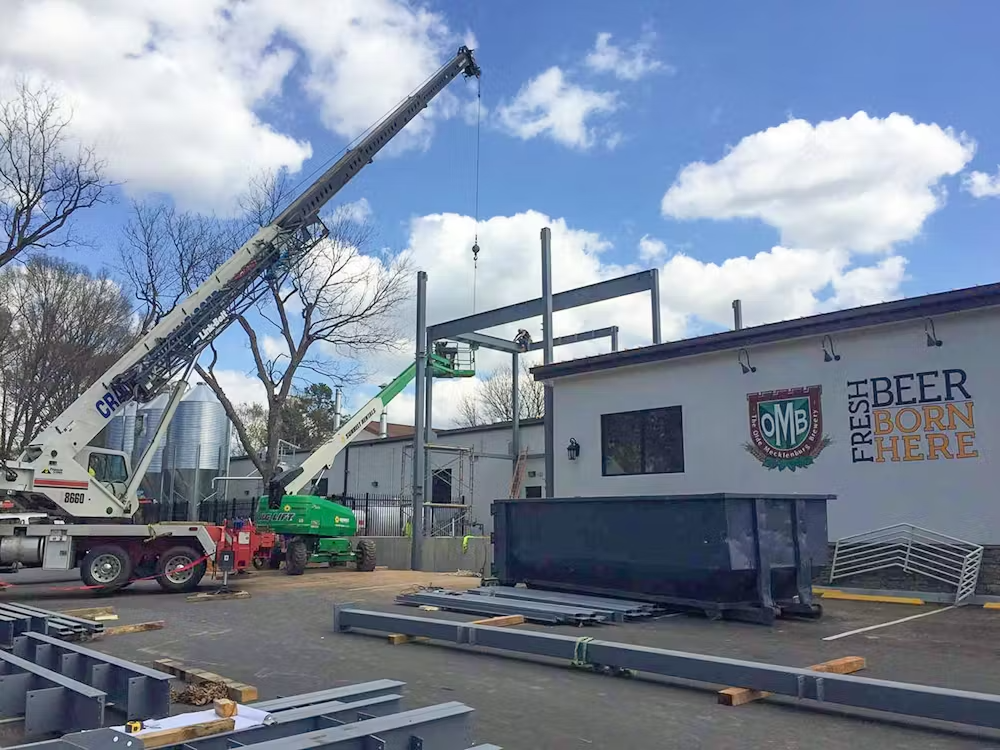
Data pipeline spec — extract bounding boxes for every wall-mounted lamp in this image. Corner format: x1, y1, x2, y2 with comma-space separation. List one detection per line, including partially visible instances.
566, 438, 581, 461
925, 318, 943, 347
821, 334, 841, 362
737, 348, 756, 375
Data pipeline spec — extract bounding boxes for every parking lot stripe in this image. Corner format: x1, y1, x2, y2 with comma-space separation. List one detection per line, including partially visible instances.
822, 605, 956, 641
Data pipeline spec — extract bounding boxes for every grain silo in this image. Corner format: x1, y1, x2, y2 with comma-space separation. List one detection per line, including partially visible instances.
165, 383, 231, 521
103, 401, 138, 456
134, 393, 169, 508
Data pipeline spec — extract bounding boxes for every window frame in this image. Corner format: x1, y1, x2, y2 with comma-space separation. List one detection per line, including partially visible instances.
600, 405, 685, 477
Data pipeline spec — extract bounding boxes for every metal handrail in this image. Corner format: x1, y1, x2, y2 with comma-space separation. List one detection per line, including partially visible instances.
829, 523, 983, 605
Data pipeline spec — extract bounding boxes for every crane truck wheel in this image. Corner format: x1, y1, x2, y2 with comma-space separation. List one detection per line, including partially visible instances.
355, 538, 377, 572
80, 545, 133, 594
154, 546, 207, 593
285, 537, 309, 576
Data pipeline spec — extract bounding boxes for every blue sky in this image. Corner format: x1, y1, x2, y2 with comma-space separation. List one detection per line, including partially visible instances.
2, 0, 999, 426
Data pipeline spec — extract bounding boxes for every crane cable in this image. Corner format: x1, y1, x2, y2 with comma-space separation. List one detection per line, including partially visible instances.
472, 74, 482, 314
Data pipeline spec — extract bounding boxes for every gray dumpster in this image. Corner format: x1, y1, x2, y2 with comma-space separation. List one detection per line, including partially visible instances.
490, 493, 832, 624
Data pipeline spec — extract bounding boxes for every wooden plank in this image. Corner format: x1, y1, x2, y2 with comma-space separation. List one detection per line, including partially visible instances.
100, 621, 165, 637
155, 658, 258, 702
388, 634, 430, 645
139, 718, 235, 749
718, 656, 867, 706
470, 615, 525, 627
60, 606, 117, 621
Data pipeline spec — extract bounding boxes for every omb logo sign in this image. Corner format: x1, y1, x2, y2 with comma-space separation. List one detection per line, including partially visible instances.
744, 386, 831, 472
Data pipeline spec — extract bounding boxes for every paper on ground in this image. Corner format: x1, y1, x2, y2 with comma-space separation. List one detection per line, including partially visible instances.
110, 705, 273, 735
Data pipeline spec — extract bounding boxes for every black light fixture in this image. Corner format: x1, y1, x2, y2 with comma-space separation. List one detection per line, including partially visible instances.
925, 318, 943, 347
737, 348, 756, 374
821, 334, 841, 362
566, 438, 581, 461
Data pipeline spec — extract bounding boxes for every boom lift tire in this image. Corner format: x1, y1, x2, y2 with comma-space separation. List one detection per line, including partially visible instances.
80, 544, 133, 593
285, 537, 309, 576
355, 538, 377, 572
155, 545, 208, 593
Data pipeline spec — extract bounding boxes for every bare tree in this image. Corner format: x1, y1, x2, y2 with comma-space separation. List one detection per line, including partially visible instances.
119, 170, 412, 485
0, 79, 113, 269
456, 360, 545, 427
0, 255, 137, 456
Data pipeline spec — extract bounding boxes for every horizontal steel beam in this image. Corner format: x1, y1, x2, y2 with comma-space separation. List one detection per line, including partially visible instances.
3, 603, 105, 632
453, 332, 522, 353
428, 270, 657, 341
334, 607, 1000, 731
250, 679, 406, 712
468, 585, 657, 616
525, 326, 618, 352
12, 632, 171, 720
396, 590, 609, 624
0, 649, 106, 737
227, 702, 474, 750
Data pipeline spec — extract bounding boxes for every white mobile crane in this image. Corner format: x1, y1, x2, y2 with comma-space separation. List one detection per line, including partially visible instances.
0, 46, 481, 594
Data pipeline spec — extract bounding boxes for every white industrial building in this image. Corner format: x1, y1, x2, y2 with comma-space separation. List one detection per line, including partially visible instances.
225, 418, 545, 534
531, 283, 1000, 547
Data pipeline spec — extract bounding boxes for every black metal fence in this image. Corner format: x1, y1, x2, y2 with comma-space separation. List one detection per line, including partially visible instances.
142, 493, 473, 537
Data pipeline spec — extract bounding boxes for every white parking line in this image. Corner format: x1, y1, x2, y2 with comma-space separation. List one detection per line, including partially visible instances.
822, 605, 956, 641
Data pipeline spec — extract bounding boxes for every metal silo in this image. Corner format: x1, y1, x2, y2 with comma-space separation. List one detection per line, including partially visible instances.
103, 401, 138, 456
165, 383, 231, 522
134, 393, 169, 510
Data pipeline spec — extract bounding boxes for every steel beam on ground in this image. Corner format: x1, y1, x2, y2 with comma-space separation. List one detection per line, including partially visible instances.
222, 702, 474, 750
1, 602, 103, 631
334, 607, 1000, 731
469, 586, 658, 616
0, 649, 106, 737
12, 632, 171, 720
250, 680, 407, 712
395, 590, 609, 624
426, 270, 658, 342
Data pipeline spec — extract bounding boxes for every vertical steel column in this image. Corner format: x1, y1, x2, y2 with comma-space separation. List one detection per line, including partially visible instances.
541, 228, 555, 499
511, 351, 520, 485
412, 271, 428, 570
611, 325, 619, 352
733, 299, 744, 330
650, 267, 662, 344
424, 350, 434, 505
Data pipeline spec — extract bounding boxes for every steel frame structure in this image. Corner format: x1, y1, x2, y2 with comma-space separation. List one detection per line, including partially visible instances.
334, 605, 1000, 732
411, 230, 662, 568
7, 676, 500, 750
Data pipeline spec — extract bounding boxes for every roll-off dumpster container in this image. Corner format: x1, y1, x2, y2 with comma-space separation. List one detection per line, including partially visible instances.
490, 493, 832, 623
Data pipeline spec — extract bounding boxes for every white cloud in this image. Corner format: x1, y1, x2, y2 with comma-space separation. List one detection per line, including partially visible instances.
963, 167, 1000, 198
331, 198, 373, 224
584, 30, 670, 81
662, 111, 975, 252
495, 67, 619, 150
0, 0, 472, 211
198, 369, 267, 406
638, 234, 668, 262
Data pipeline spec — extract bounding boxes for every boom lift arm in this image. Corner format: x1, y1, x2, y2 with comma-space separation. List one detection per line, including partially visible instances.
2, 47, 481, 521
267, 347, 475, 507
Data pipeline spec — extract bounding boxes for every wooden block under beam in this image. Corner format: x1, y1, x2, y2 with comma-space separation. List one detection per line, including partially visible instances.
154, 658, 258, 701
718, 656, 867, 706
388, 633, 430, 645
100, 621, 165, 637
139, 718, 235, 749
214, 698, 238, 718
470, 615, 525, 627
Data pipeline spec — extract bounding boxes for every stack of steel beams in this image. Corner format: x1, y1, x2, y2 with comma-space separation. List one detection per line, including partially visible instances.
6, 676, 502, 749
468, 585, 664, 622
0, 602, 103, 646
395, 588, 612, 625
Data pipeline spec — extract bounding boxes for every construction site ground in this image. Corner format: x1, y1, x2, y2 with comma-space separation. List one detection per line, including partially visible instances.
3, 567, 1000, 749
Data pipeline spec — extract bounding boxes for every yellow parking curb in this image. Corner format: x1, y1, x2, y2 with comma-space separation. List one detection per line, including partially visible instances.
983, 602, 1000, 610
819, 591, 925, 605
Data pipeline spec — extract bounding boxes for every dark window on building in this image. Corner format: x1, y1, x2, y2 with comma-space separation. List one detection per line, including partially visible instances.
524, 485, 543, 498
601, 406, 684, 476
432, 468, 453, 503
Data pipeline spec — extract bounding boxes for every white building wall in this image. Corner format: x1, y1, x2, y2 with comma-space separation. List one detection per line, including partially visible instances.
550, 309, 1000, 543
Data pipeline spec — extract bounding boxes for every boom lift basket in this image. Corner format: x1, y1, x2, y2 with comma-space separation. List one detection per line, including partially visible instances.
431, 342, 476, 378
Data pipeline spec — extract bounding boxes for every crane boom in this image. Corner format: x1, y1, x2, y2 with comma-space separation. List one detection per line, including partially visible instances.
3, 46, 481, 521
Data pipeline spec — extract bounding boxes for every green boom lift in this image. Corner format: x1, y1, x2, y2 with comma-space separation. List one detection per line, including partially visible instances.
255, 343, 475, 574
